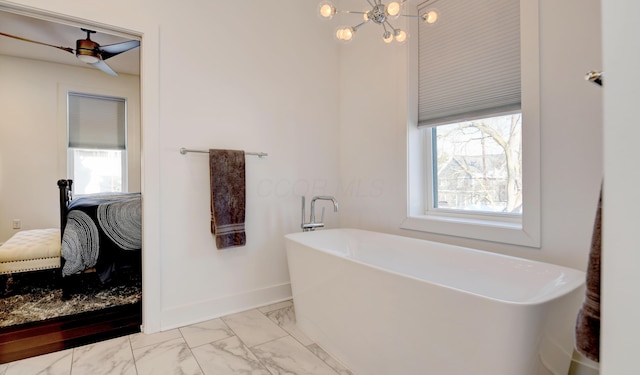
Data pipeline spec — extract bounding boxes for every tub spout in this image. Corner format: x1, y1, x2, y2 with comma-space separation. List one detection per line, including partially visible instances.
310, 195, 339, 223
301, 195, 338, 231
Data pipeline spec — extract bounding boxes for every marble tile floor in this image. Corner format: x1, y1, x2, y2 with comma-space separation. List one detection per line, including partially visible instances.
0, 300, 355, 375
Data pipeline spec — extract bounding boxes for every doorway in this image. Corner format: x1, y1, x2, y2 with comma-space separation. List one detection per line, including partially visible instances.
0, 5, 143, 363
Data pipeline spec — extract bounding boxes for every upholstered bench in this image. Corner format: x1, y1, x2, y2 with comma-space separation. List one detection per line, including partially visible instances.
0, 228, 61, 275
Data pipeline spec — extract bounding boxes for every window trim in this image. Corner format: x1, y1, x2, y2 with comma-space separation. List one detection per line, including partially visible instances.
58, 83, 139, 194
402, 0, 540, 248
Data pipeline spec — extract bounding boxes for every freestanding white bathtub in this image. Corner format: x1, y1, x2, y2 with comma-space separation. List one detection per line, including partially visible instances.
285, 229, 585, 375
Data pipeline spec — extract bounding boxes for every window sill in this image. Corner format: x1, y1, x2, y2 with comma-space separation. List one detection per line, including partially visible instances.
400, 214, 540, 248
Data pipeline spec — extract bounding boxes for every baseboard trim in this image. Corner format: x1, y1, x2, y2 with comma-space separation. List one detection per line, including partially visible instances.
159, 282, 292, 332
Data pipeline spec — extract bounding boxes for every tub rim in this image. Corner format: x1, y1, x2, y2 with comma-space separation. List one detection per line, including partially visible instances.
285, 228, 586, 306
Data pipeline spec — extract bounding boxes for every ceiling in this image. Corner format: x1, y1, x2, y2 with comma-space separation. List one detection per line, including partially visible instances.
0, 10, 140, 76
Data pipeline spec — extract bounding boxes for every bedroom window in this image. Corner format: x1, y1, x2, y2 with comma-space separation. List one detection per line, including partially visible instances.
67, 93, 128, 194
403, 0, 540, 247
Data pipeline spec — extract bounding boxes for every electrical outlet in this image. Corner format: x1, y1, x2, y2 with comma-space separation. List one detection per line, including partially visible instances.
12, 219, 21, 229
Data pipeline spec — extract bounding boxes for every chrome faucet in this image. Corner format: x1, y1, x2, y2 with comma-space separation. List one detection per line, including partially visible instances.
301, 195, 339, 231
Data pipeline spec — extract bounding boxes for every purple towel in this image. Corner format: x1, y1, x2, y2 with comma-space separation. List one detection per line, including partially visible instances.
575, 187, 601, 362
209, 149, 246, 249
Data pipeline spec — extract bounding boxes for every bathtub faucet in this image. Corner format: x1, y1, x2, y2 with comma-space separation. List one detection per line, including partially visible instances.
301, 195, 339, 232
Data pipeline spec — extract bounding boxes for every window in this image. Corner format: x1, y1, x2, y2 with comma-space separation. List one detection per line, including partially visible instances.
429, 113, 522, 215
403, 0, 540, 247
67, 93, 128, 194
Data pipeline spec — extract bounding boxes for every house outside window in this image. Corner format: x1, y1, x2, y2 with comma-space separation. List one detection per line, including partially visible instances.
430, 113, 522, 215
67, 93, 128, 195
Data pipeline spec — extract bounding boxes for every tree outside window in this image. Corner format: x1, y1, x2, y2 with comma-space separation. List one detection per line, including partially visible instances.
431, 113, 522, 214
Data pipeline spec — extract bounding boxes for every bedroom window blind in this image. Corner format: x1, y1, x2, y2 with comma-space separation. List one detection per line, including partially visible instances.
68, 93, 126, 149
417, 0, 521, 127
67, 92, 127, 194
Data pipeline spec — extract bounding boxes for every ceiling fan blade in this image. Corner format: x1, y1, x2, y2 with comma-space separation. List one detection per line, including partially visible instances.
0, 31, 74, 55
99, 40, 140, 60
90, 59, 118, 76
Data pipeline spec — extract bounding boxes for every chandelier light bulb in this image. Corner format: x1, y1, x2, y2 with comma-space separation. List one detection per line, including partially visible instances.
363, 12, 370, 22
336, 27, 355, 42
341, 27, 354, 41
386, 2, 401, 17
423, 10, 438, 24
319, 1, 336, 19
394, 29, 407, 43
383, 31, 393, 43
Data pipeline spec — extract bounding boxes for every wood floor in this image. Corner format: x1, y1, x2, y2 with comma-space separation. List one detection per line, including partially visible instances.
0, 301, 141, 364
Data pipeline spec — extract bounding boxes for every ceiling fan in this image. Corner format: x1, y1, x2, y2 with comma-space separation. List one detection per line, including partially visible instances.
0, 28, 139, 76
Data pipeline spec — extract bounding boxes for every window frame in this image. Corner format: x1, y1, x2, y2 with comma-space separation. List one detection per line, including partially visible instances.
402, 0, 540, 248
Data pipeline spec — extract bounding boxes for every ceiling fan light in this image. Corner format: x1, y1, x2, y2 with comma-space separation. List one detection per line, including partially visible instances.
76, 38, 100, 64
77, 53, 99, 64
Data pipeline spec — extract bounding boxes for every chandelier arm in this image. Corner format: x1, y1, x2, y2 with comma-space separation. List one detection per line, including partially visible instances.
365, 0, 376, 8
381, 23, 391, 40
352, 20, 370, 31
384, 19, 397, 32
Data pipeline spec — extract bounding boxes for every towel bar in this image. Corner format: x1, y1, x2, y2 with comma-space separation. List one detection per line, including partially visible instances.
179, 148, 268, 158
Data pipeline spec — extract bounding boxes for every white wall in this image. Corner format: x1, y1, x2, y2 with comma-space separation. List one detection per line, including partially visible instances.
154, 0, 341, 328
601, 1, 640, 373
1, 0, 341, 332
337, 0, 603, 271
0, 55, 140, 243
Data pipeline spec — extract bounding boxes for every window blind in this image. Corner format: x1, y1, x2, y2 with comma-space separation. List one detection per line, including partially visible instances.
417, 0, 520, 127
68, 93, 126, 149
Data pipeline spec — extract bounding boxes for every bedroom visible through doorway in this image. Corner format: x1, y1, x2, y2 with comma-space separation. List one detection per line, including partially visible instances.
0, 5, 143, 363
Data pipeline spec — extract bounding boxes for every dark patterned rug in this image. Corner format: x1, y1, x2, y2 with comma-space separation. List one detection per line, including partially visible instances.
0, 268, 141, 328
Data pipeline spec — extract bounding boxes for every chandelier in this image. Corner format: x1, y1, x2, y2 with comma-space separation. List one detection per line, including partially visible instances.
318, 0, 438, 43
